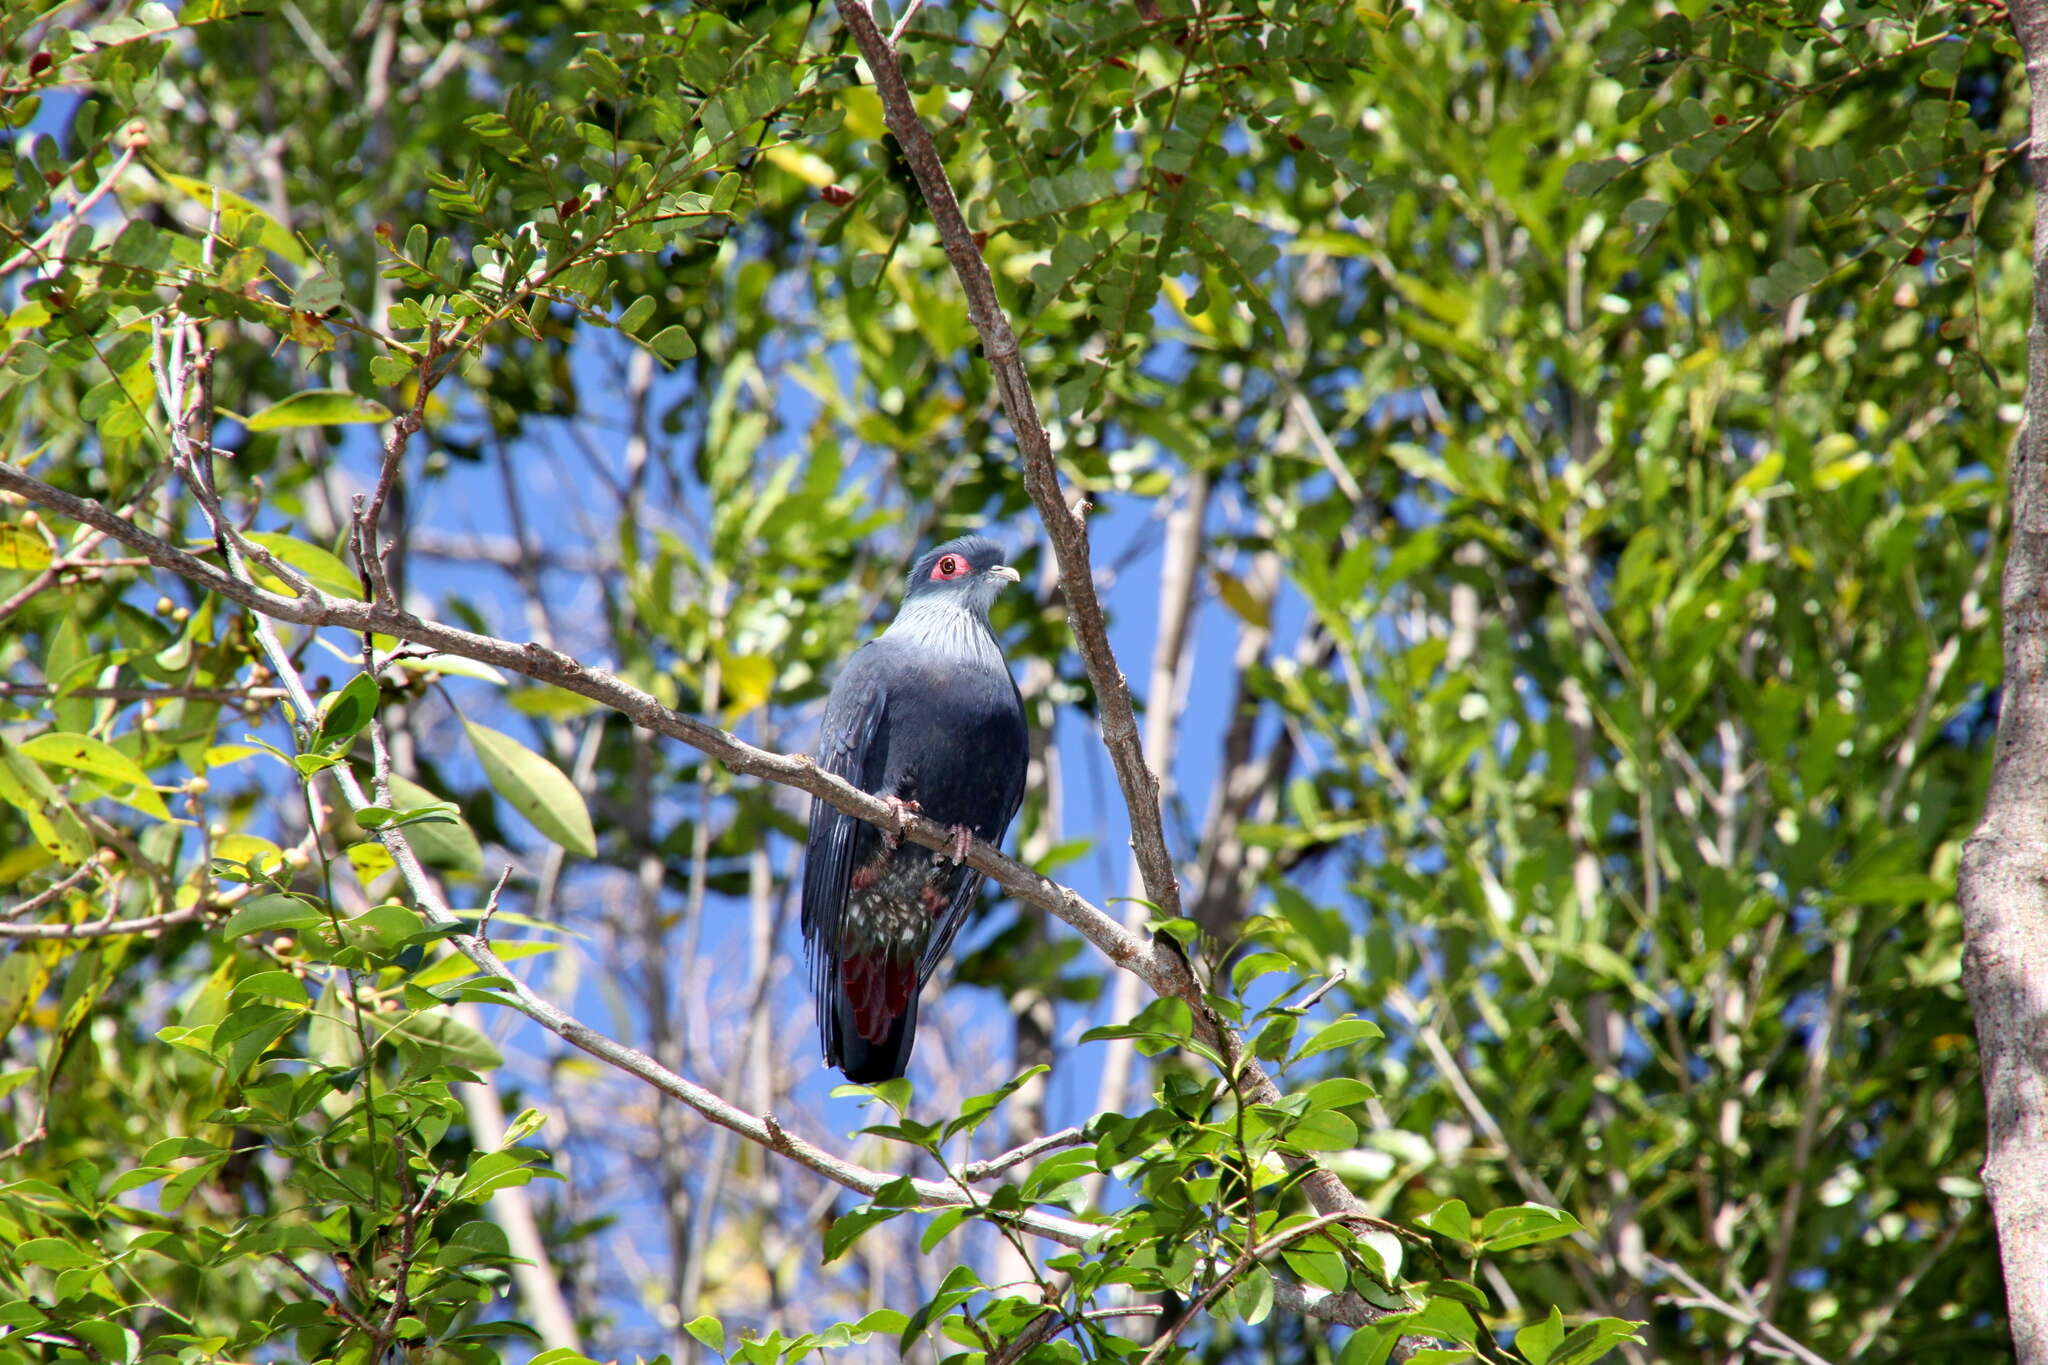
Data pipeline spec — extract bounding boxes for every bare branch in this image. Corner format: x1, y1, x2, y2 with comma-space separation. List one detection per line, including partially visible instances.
959, 1127, 1089, 1182
0, 682, 288, 704
0, 904, 210, 940
0, 469, 166, 625
0, 862, 103, 923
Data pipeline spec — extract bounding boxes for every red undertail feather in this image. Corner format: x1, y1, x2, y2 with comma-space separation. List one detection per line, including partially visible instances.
840, 952, 918, 1045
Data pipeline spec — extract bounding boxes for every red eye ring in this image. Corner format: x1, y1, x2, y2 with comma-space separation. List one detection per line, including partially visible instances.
932, 554, 963, 580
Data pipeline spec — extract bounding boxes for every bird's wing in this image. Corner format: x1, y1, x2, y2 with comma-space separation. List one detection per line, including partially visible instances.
802, 644, 893, 991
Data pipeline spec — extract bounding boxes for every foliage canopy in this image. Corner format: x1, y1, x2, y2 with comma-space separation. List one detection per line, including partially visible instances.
0, 1, 2019, 1363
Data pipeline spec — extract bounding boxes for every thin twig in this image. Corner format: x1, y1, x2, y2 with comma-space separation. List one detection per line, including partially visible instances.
270, 1252, 376, 1334
0, 145, 137, 278
959, 1127, 1089, 1182
0, 682, 289, 704
0, 468, 167, 625
477, 863, 515, 940
1287, 967, 1347, 1013
0, 862, 102, 923
1645, 1255, 1833, 1365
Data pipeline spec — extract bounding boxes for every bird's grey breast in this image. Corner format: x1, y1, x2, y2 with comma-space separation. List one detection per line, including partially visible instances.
871, 634, 1023, 830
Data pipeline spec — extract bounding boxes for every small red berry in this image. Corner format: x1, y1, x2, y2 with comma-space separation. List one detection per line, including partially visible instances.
1905, 246, 1926, 266
1286, 132, 1305, 151
559, 195, 580, 217
1713, 113, 1729, 126
820, 183, 854, 206
27, 51, 52, 77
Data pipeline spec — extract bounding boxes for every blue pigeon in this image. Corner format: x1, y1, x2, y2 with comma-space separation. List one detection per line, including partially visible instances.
801, 536, 1029, 1082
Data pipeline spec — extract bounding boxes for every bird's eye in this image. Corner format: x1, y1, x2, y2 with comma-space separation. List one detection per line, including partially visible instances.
932, 555, 962, 580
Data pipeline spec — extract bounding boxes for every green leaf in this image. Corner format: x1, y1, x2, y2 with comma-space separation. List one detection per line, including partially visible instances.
0, 738, 96, 863
14, 1237, 97, 1268
648, 324, 696, 360
386, 772, 483, 875
1478, 1203, 1583, 1251
243, 531, 365, 600
1553, 1318, 1648, 1365
684, 1317, 725, 1354
1304, 1076, 1376, 1111
1517, 1306, 1565, 1365
618, 295, 656, 335
317, 674, 381, 748
460, 719, 596, 857
1234, 1263, 1275, 1325
157, 171, 309, 266
19, 731, 173, 820
222, 894, 327, 938
822, 1205, 902, 1262
244, 388, 392, 430
454, 1148, 554, 1203
501, 1107, 546, 1146
1294, 1016, 1384, 1061
1416, 1198, 1473, 1245
384, 1007, 504, 1070
1281, 1107, 1357, 1151
1562, 156, 1628, 195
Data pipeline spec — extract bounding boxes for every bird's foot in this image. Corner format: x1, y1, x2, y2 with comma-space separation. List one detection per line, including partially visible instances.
939, 824, 975, 866
879, 795, 921, 850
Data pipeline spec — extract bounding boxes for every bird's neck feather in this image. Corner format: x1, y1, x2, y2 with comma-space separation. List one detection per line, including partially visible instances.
885, 595, 1003, 666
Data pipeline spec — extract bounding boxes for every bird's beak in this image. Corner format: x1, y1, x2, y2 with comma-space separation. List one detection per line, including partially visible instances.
988, 565, 1021, 584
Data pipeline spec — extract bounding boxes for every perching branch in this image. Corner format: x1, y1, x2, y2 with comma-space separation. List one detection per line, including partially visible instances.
0, 460, 1178, 992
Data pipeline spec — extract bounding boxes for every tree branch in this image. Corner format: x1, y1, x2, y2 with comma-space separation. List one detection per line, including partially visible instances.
831, 0, 1181, 922
0, 903, 211, 940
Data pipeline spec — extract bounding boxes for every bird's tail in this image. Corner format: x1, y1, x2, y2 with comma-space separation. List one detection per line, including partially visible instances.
825, 950, 921, 1083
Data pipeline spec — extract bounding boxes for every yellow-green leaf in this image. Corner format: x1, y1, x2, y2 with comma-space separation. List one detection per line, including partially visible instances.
461, 720, 596, 857
721, 651, 775, 722
1211, 569, 1271, 630
0, 740, 95, 863
242, 531, 364, 600
390, 654, 507, 685
156, 171, 309, 267
0, 525, 52, 569
19, 732, 174, 820
244, 389, 391, 431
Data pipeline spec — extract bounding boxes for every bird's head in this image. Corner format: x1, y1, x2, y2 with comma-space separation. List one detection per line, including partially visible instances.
901, 534, 1020, 621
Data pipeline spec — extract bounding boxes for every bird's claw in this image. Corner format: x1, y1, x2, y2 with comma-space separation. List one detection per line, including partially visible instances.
940, 824, 975, 866
879, 795, 921, 850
